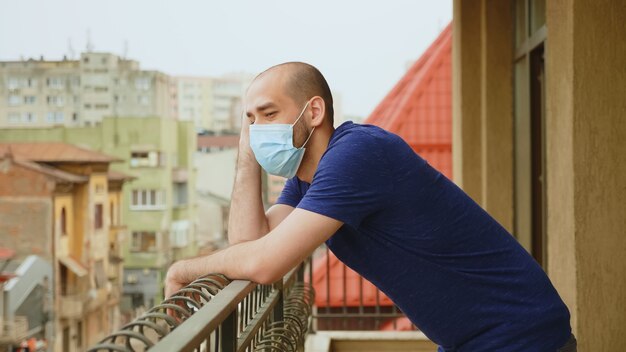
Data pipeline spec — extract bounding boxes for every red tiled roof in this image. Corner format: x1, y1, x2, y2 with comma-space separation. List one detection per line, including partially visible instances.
9, 158, 88, 183
366, 23, 452, 178
312, 251, 394, 307
0, 142, 121, 163
312, 25, 453, 315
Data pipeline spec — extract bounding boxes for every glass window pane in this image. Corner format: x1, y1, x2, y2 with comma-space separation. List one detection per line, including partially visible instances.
150, 190, 156, 205
530, 0, 546, 34
515, 0, 527, 47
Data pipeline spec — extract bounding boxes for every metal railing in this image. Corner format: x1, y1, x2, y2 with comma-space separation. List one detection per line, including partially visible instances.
309, 246, 415, 331
88, 261, 313, 352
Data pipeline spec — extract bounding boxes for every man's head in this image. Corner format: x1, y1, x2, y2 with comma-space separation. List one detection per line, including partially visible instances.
245, 62, 334, 147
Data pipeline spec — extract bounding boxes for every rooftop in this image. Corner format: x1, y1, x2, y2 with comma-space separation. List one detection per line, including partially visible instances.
0, 142, 122, 163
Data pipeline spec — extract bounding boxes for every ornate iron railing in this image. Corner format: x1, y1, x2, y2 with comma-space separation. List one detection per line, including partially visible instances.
88, 262, 313, 352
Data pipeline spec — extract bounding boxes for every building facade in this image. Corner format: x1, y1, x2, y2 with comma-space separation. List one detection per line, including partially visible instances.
0, 52, 174, 128
0, 116, 198, 318
0, 142, 131, 351
452, 0, 626, 349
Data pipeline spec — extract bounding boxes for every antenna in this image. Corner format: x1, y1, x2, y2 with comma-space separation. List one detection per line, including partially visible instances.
123, 40, 129, 59
86, 29, 94, 52
67, 38, 75, 59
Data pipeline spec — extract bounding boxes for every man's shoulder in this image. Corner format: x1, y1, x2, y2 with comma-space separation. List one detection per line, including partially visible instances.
329, 122, 397, 150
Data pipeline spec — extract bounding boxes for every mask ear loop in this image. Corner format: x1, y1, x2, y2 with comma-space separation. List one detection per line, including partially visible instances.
299, 126, 316, 150
293, 100, 315, 149
292, 100, 310, 127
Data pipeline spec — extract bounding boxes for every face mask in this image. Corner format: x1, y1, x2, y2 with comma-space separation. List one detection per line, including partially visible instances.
249, 101, 315, 178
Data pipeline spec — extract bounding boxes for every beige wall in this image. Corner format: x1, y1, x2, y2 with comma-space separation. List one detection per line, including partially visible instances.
546, 0, 626, 350
452, 0, 514, 232
454, 0, 626, 349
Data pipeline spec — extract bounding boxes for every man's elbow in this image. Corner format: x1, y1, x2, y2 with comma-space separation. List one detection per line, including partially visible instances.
247, 257, 282, 285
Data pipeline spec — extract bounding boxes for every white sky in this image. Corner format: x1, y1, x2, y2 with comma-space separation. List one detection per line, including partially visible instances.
0, 0, 452, 117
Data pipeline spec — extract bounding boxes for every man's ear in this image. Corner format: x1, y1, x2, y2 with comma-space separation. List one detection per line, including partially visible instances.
309, 96, 326, 128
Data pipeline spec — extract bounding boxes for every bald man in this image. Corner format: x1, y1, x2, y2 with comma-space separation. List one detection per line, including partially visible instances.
165, 62, 575, 351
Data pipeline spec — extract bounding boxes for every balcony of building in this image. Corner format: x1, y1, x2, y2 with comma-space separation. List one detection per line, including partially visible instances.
0, 316, 29, 345
59, 294, 86, 320
88, 248, 435, 352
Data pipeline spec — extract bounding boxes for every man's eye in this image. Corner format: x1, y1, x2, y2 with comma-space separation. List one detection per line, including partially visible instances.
266, 112, 276, 118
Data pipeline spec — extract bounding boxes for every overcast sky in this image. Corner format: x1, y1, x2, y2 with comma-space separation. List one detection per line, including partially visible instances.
0, 0, 452, 117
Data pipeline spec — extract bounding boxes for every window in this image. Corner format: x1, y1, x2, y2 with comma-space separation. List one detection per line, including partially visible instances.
22, 112, 36, 123
94, 203, 103, 229
94, 86, 108, 92
131, 231, 157, 252
8, 95, 21, 106
47, 77, 65, 89
514, 0, 547, 267
94, 103, 109, 110
23, 95, 36, 104
7, 113, 20, 123
46, 112, 64, 123
130, 189, 166, 210
61, 207, 67, 235
135, 77, 151, 90
72, 113, 78, 121
94, 260, 106, 289
130, 151, 163, 167
47, 95, 64, 107
173, 182, 188, 206
137, 95, 149, 106
7, 78, 20, 90
76, 321, 83, 348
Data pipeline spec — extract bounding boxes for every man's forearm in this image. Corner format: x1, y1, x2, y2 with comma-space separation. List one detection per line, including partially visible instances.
228, 132, 269, 244
169, 238, 274, 286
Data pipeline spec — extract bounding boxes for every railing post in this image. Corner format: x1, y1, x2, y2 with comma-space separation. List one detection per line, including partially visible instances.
220, 310, 237, 352
272, 279, 284, 323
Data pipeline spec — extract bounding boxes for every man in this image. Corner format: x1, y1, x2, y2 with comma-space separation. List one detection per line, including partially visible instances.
165, 62, 576, 351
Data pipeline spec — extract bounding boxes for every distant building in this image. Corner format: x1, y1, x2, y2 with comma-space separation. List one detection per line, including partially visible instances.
174, 72, 255, 134
0, 142, 133, 351
0, 52, 174, 128
0, 116, 198, 317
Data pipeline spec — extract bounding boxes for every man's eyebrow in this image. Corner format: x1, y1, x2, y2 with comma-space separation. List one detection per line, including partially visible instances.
246, 102, 278, 117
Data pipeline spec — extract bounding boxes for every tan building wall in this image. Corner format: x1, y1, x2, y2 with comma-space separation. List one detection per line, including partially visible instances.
453, 0, 626, 349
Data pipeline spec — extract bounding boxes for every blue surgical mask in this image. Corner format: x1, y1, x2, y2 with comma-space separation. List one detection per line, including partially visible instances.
249, 101, 315, 178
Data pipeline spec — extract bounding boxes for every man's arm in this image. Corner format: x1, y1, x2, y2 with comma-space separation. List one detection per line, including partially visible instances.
228, 118, 294, 244
165, 208, 342, 297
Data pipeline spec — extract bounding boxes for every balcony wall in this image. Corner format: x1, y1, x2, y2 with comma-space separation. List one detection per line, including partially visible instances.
59, 294, 85, 320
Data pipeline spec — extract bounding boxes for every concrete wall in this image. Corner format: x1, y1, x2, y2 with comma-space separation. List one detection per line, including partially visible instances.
454, 0, 626, 349
546, 0, 626, 350
452, 0, 514, 232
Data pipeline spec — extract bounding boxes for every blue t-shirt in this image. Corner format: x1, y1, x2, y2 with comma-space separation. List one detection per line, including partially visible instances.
277, 122, 571, 351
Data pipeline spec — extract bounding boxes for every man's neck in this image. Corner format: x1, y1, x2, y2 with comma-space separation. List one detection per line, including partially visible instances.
297, 124, 335, 184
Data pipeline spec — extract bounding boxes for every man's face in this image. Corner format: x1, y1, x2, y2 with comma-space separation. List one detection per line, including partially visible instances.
245, 72, 312, 148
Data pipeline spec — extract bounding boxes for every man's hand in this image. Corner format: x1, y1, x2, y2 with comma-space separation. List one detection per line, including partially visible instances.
227, 113, 270, 245
164, 259, 190, 299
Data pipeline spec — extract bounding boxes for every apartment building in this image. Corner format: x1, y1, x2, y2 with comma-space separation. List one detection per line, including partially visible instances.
0, 142, 132, 351
0, 52, 174, 128
174, 72, 254, 133
0, 116, 198, 314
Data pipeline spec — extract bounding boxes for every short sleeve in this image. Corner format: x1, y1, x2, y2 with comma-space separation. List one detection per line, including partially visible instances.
296, 131, 393, 228
275, 177, 304, 207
